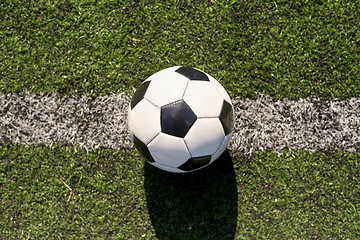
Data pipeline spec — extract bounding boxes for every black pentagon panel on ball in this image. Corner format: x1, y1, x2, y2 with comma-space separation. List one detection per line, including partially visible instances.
161, 100, 197, 138
133, 135, 155, 163
219, 100, 234, 135
131, 81, 151, 109
175, 66, 209, 81
178, 155, 212, 171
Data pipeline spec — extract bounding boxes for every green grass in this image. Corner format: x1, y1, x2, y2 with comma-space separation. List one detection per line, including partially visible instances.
1, 0, 360, 239
1, 0, 359, 99
1, 144, 359, 239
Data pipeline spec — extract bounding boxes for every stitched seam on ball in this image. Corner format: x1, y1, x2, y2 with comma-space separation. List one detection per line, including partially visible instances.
146, 132, 161, 145
161, 99, 184, 108
181, 79, 190, 99
198, 116, 219, 119
183, 138, 193, 158
213, 133, 228, 156
144, 97, 160, 109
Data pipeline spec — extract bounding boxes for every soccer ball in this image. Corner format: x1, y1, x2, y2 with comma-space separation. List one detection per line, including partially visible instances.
128, 66, 234, 173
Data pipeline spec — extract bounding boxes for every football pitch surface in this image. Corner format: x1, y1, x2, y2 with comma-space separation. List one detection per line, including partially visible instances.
1, 92, 359, 155
1, 1, 359, 239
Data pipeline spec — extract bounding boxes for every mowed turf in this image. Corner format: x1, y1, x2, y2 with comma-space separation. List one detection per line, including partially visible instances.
0, 0, 359, 99
1, 144, 359, 239
1, 0, 360, 239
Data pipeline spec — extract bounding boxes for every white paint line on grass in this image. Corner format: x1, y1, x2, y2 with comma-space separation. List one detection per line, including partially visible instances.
232, 95, 359, 154
0, 92, 359, 154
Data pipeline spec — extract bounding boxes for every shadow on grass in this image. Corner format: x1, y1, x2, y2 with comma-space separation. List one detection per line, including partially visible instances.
144, 150, 238, 240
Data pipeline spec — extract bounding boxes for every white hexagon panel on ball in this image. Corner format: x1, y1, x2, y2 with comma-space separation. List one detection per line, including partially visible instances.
211, 132, 233, 162
208, 75, 232, 104
147, 133, 191, 168
149, 161, 187, 173
144, 67, 189, 107
183, 81, 224, 118
143, 66, 180, 82
184, 118, 225, 158
130, 99, 161, 145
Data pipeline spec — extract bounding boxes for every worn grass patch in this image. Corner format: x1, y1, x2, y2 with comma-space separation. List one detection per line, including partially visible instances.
1, 144, 359, 239
1, 0, 359, 99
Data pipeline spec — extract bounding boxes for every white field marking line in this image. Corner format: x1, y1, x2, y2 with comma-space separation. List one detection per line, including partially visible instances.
0, 92, 359, 155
